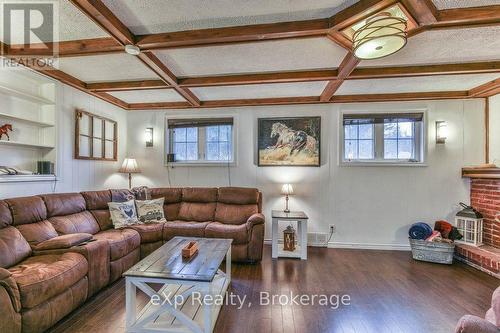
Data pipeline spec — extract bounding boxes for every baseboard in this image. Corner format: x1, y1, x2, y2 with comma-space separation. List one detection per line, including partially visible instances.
265, 239, 411, 251
328, 241, 411, 251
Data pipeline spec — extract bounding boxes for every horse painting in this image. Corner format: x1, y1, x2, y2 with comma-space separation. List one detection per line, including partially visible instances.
258, 117, 320, 166
0, 124, 12, 141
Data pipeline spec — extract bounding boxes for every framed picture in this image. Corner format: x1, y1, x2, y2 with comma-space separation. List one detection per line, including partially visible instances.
258, 116, 321, 167
75, 109, 118, 161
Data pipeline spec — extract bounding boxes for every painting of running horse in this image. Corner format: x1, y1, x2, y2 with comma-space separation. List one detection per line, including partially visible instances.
258, 117, 320, 166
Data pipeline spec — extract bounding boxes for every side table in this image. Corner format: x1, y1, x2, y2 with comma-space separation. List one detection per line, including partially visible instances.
271, 210, 308, 260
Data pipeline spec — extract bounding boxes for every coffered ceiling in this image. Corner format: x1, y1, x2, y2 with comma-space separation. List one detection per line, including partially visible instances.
1, 0, 499, 110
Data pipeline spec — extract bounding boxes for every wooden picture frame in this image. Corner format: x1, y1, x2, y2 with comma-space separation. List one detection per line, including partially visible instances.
258, 116, 321, 167
75, 109, 117, 161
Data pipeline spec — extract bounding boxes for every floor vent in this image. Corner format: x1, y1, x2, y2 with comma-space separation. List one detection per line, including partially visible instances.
308, 232, 328, 247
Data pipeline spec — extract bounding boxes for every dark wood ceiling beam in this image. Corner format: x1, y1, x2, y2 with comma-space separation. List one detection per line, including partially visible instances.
87, 80, 168, 92
7, 38, 122, 57
400, 0, 438, 25
468, 79, 500, 98
329, 0, 399, 30
437, 5, 500, 26
69, 0, 135, 45
178, 69, 339, 87
135, 19, 330, 50
137, 51, 200, 106
332, 91, 469, 103
349, 61, 500, 79
320, 53, 360, 102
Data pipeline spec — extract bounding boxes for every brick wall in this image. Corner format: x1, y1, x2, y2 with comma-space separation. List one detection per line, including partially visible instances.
470, 179, 500, 248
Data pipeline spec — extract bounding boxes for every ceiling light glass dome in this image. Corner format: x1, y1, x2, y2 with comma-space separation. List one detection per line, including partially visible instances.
353, 13, 407, 60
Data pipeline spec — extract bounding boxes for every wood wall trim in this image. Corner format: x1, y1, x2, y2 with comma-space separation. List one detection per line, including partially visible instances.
468, 79, 500, 97
485, 97, 490, 164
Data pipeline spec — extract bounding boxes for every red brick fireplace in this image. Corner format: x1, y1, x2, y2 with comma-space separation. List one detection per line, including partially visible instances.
455, 172, 500, 278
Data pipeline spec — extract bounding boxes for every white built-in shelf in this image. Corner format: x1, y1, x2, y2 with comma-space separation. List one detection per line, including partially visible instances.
0, 112, 54, 128
0, 140, 54, 149
0, 84, 55, 105
0, 174, 56, 183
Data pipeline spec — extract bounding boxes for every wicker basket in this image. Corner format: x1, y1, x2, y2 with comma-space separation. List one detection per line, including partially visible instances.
409, 238, 455, 264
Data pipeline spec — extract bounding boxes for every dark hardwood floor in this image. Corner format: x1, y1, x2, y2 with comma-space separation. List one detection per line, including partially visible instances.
48, 246, 498, 333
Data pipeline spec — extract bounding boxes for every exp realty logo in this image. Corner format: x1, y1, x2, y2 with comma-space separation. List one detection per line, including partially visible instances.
1, 1, 59, 68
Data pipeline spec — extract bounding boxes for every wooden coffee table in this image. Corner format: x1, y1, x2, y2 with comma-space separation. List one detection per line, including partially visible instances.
123, 237, 232, 333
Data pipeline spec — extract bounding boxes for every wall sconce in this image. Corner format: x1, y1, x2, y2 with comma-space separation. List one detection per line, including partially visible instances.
145, 127, 153, 147
435, 121, 447, 144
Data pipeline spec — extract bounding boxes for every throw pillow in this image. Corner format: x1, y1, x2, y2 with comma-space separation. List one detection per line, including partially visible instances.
136, 198, 166, 223
108, 199, 140, 229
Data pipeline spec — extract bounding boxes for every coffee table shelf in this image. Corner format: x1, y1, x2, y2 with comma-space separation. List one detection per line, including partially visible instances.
124, 237, 232, 333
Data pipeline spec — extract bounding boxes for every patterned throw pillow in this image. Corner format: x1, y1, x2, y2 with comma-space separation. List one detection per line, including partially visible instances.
108, 200, 140, 229
136, 198, 166, 223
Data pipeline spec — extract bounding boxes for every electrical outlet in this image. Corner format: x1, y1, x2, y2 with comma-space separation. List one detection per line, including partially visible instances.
329, 224, 336, 233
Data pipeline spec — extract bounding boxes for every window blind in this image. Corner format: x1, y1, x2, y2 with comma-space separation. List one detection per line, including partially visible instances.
343, 113, 423, 125
167, 117, 233, 129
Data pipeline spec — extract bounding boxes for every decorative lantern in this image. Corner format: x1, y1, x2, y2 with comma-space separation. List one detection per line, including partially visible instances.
455, 202, 483, 246
283, 225, 296, 251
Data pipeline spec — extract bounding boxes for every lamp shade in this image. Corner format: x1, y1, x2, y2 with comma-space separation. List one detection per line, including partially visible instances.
119, 158, 140, 173
281, 184, 294, 195
353, 14, 407, 60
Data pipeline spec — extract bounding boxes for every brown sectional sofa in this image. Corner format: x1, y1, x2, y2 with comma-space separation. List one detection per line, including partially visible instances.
0, 187, 264, 333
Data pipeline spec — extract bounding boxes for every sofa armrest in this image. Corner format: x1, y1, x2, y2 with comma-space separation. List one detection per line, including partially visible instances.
32, 233, 93, 251
0, 267, 21, 313
246, 213, 265, 230
455, 315, 499, 333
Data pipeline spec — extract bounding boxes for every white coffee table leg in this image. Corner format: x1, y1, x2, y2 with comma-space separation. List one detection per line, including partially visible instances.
204, 282, 213, 332
300, 219, 307, 260
125, 278, 137, 330
272, 218, 278, 258
226, 246, 231, 282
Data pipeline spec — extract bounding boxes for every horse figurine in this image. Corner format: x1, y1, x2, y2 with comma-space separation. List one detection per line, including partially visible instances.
0, 124, 13, 141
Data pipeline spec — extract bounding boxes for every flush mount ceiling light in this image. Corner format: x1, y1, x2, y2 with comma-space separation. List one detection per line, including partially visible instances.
125, 44, 141, 55
353, 12, 407, 60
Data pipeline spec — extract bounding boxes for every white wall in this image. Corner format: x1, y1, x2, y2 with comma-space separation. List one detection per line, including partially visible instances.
127, 99, 485, 249
489, 94, 500, 165
0, 82, 128, 198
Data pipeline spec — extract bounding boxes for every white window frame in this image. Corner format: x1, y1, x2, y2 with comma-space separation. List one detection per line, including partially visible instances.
339, 109, 427, 167
164, 114, 238, 167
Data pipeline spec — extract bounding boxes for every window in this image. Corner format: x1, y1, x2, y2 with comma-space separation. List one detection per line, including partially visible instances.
342, 112, 424, 164
167, 117, 234, 164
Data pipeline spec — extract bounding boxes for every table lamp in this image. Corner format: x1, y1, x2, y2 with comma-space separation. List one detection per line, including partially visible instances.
281, 184, 294, 213
119, 158, 140, 189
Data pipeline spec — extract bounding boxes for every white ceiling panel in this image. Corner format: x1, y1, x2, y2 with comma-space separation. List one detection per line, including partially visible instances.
109, 89, 185, 103
432, 0, 500, 10
57, 54, 159, 83
102, 0, 358, 34
337, 74, 500, 95
0, 0, 109, 43
360, 27, 500, 67
154, 38, 348, 77
191, 81, 328, 100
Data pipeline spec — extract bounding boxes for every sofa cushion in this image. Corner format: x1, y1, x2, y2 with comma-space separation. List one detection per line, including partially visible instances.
0, 200, 12, 228
217, 187, 259, 205
93, 228, 140, 261
205, 222, 249, 245
9, 253, 88, 309
91, 210, 113, 231
150, 188, 182, 203
16, 220, 58, 246
163, 221, 209, 240
215, 203, 258, 225
178, 202, 216, 222
81, 190, 112, 210
182, 187, 217, 203
0, 227, 31, 268
40, 193, 86, 218
49, 211, 100, 235
5, 196, 46, 226
127, 223, 164, 243
32, 233, 93, 251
